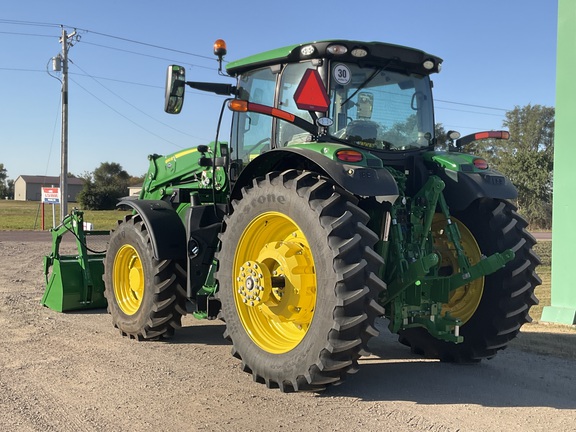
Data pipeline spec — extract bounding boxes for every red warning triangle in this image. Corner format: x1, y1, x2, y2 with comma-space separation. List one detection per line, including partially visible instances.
293, 69, 330, 112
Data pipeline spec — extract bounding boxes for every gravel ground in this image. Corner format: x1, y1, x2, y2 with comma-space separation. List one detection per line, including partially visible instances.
1, 236, 575, 432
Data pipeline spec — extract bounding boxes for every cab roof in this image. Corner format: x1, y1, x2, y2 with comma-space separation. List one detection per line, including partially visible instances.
225, 40, 442, 77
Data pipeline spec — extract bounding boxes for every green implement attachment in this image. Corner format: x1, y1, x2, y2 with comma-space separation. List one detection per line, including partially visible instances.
42, 209, 109, 312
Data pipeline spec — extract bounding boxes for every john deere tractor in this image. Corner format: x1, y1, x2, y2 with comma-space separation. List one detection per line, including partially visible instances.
50, 39, 541, 392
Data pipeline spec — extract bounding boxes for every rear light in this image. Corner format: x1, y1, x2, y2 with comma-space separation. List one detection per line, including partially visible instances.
455, 130, 510, 149
336, 150, 363, 162
474, 131, 510, 140
473, 158, 489, 170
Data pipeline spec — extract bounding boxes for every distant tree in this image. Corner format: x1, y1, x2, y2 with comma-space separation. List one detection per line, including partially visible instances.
0, 163, 10, 199
500, 105, 554, 228
128, 174, 146, 187
463, 105, 554, 228
6, 179, 14, 199
78, 162, 131, 210
435, 123, 448, 150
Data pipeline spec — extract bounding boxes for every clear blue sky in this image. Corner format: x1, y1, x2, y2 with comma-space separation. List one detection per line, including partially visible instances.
0, 0, 558, 180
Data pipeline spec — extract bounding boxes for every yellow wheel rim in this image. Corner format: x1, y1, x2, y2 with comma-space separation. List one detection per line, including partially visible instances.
432, 214, 483, 325
113, 244, 145, 315
233, 212, 317, 354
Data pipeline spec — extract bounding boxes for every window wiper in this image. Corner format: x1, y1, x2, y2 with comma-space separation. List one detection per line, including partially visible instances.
339, 60, 393, 107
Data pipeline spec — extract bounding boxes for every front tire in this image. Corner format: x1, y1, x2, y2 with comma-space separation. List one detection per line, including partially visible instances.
398, 198, 541, 362
216, 170, 385, 392
103, 214, 187, 340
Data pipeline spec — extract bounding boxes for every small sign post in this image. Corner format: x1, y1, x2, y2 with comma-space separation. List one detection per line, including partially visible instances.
41, 187, 61, 229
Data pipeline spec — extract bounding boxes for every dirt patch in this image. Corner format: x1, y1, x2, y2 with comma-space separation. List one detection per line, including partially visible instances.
1, 239, 575, 432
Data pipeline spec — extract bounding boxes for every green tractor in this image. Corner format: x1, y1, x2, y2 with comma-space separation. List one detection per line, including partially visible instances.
68, 39, 543, 392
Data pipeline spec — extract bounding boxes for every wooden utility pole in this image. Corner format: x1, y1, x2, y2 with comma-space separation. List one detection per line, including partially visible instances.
59, 27, 76, 221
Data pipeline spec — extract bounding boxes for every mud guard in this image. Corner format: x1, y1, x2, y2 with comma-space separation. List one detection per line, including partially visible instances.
117, 199, 186, 261
232, 148, 399, 202
437, 169, 518, 211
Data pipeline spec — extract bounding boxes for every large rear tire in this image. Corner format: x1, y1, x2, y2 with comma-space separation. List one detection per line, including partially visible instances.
398, 198, 540, 362
216, 170, 385, 392
103, 214, 187, 340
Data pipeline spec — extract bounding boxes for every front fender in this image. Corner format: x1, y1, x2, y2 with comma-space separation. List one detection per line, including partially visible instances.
117, 199, 186, 260
232, 148, 399, 202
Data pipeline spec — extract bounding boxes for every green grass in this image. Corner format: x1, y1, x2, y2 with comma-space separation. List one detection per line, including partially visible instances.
0, 200, 130, 231
0, 200, 555, 322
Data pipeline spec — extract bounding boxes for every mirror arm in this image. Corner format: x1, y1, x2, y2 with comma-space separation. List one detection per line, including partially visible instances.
186, 81, 236, 96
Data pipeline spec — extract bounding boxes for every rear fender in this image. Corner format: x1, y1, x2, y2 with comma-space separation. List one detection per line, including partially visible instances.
436, 169, 517, 211
232, 148, 399, 202
117, 199, 186, 261
425, 152, 517, 211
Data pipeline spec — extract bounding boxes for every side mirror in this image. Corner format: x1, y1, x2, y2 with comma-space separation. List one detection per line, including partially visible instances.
165, 65, 186, 114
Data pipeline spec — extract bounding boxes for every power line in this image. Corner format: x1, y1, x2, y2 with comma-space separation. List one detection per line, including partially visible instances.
435, 98, 508, 112
78, 40, 216, 70
69, 76, 184, 149
0, 19, 61, 28
435, 106, 505, 117
0, 30, 57, 38
0, 19, 216, 62
69, 58, 212, 141
75, 27, 216, 61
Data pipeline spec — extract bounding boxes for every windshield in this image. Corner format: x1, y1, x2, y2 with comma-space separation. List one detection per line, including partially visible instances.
328, 62, 435, 151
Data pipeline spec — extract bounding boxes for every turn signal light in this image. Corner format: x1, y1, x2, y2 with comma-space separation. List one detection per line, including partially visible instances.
228, 100, 248, 112
228, 100, 296, 123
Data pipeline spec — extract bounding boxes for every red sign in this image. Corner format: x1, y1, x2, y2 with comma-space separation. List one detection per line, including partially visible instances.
42, 187, 61, 204
293, 69, 330, 112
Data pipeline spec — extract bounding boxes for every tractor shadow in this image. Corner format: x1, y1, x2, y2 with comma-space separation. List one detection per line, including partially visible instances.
169, 317, 230, 346
167, 317, 576, 409
324, 320, 576, 410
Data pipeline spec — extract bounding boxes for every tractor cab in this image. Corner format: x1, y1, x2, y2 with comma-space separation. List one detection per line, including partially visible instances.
228, 43, 439, 161
166, 40, 442, 168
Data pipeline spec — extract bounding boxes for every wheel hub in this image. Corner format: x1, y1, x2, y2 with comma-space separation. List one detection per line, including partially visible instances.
237, 261, 271, 307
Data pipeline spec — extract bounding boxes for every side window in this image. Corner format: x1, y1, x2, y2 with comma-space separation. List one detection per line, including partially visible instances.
231, 68, 276, 163
276, 62, 315, 146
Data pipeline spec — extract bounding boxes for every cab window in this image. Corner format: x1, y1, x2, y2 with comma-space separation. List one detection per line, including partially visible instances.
231, 67, 276, 163
276, 61, 315, 146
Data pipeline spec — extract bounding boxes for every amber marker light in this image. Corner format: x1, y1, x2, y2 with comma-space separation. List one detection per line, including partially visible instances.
336, 150, 363, 162
228, 100, 296, 123
214, 39, 227, 57
228, 100, 248, 112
